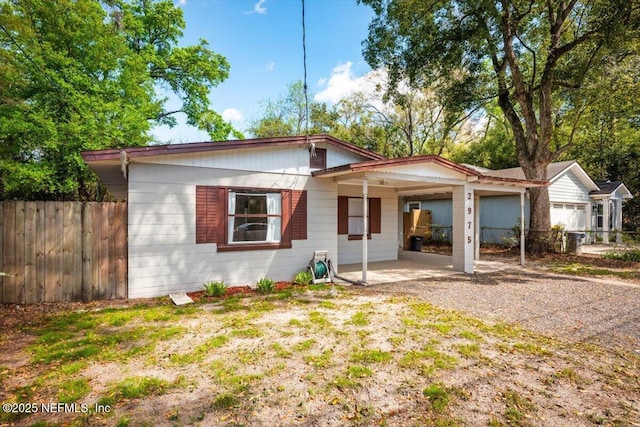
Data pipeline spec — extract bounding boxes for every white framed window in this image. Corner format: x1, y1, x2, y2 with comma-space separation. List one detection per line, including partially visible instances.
407, 202, 420, 211
565, 204, 575, 210
228, 191, 281, 244
348, 198, 366, 235
576, 205, 586, 211
553, 203, 564, 209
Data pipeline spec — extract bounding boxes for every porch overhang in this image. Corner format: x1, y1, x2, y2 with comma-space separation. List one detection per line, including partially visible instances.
313, 155, 547, 283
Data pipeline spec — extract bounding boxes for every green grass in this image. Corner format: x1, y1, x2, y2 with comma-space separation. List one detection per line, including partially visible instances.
58, 378, 91, 403
502, 389, 536, 425
348, 311, 370, 326
331, 366, 372, 389
455, 343, 481, 358
293, 339, 316, 352
548, 262, 640, 280
170, 335, 228, 365
230, 327, 263, 338
349, 349, 392, 364
398, 345, 457, 374
210, 360, 263, 392
304, 349, 334, 368
423, 383, 450, 413
213, 393, 239, 409
100, 375, 186, 406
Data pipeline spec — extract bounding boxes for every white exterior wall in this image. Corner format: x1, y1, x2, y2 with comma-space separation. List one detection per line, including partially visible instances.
549, 170, 591, 203
336, 185, 398, 266
127, 162, 338, 298
547, 170, 591, 231
134, 143, 369, 173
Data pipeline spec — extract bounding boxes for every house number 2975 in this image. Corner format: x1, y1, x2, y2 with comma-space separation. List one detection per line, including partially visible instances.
467, 192, 472, 244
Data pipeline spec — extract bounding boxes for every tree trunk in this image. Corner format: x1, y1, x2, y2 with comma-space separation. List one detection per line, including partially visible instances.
520, 157, 554, 254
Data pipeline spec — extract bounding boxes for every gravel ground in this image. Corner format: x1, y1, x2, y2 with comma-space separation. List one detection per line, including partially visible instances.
354, 268, 640, 354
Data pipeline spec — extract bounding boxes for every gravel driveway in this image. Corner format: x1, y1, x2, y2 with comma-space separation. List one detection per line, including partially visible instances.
355, 268, 640, 353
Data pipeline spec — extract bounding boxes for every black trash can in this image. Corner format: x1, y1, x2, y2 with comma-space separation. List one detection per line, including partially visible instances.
410, 235, 423, 252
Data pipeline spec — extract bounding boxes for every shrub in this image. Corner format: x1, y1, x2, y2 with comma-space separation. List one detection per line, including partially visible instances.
203, 281, 226, 297
256, 278, 274, 294
294, 270, 313, 286
603, 249, 640, 262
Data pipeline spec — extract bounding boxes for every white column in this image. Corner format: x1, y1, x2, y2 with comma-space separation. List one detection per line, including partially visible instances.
616, 199, 623, 243
602, 200, 610, 243
362, 179, 368, 284
474, 194, 480, 260
452, 185, 474, 273
586, 201, 593, 244
520, 191, 526, 266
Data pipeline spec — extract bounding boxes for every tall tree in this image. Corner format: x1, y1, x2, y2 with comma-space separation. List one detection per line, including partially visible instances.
451, 103, 519, 170
563, 53, 640, 229
335, 73, 480, 157
361, 0, 640, 252
0, 0, 239, 200
247, 80, 337, 138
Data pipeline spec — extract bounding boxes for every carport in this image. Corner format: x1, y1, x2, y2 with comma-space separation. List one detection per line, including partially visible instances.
312, 156, 546, 284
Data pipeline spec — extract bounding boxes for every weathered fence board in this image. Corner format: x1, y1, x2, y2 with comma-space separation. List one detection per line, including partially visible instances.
0, 201, 127, 304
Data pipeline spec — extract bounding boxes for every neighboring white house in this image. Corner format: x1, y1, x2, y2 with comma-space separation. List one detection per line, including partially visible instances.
83, 135, 543, 298
409, 160, 633, 244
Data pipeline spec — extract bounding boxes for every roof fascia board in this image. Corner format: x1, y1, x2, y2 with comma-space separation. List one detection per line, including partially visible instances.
82, 134, 383, 163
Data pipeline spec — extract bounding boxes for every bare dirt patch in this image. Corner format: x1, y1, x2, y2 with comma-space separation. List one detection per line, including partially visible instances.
1, 281, 638, 426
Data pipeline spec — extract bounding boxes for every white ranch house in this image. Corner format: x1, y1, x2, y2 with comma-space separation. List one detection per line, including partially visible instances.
412, 161, 632, 245
83, 135, 546, 298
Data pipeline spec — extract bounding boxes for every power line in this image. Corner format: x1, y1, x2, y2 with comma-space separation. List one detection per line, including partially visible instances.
301, 0, 314, 155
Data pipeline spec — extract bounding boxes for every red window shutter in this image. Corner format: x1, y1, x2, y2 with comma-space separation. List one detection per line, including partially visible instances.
369, 198, 381, 234
291, 190, 307, 240
282, 190, 292, 244
216, 187, 226, 244
337, 196, 348, 235
195, 186, 218, 244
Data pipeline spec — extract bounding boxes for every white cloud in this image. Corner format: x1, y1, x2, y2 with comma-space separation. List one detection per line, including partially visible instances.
245, 0, 267, 14
176, 0, 187, 6
265, 61, 275, 71
222, 108, 244, 123
314, 62, 382, 104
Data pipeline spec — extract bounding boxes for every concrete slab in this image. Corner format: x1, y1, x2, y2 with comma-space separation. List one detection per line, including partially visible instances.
337, 251, 515, 285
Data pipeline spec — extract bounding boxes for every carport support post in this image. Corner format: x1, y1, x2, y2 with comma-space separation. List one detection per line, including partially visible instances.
602, 200, 610, 243
474, 194, 480, 260
362, 178, 368, 284
616, 199, 623, 243
452, 185, 474, 273
520, 191, 526, 266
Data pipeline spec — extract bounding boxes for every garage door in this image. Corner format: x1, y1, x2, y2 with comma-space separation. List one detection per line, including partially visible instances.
551, 203, 587, 231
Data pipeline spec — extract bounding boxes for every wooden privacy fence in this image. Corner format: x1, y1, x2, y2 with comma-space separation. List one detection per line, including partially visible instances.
0, 201, 127, 304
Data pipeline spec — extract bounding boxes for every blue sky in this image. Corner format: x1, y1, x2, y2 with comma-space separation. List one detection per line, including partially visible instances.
151, 0, 376, 143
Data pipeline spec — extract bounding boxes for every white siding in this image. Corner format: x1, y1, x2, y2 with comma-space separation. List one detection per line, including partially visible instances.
134, 145, 312, 175
134, 143, 373, 174
549, 170, 591, 203
336, 185, 398, 266
127, 163, 338, 298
